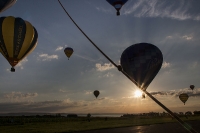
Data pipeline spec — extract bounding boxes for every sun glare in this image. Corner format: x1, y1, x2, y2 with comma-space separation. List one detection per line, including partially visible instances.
134, 90, 143, 98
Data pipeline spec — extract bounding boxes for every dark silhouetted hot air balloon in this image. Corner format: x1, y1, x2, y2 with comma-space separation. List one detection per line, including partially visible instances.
0, 0, 17, 13
106, 0, 128, 16
179, 93, 189, 105
64, 47, 73, 60
93, 90, 100, 98
0, 16, 38, 72
120, 43, 163, 90
142, 93, 145, 99
190, 85, 195, 91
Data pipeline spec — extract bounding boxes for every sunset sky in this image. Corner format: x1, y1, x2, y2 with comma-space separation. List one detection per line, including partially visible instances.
0, 0, 200, 114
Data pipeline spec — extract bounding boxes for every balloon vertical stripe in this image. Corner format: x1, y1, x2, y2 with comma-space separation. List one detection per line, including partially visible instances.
0, 17, 8, 58
14, 18, 26, 59
17, 21, 33, 59
2, 16, 15, 58
20, 28, 38, 60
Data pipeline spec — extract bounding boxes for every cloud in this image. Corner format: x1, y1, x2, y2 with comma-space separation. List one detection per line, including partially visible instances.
189, 61, 198, 69
103, 72, 114, 77
84, 90, 92, 95
38, 54, 58, 61
182, 35, 193, 40
0, 99, 88, 113
150, 88, 200, 97
96, 63, 115, 71
4, 92, 38, 102
55, 46, 63, 51
124, 0, 200, 21
96, 7, 112, 14
16, 57, 28, 69
59, 89, 67, 93
162, 61, 171, 68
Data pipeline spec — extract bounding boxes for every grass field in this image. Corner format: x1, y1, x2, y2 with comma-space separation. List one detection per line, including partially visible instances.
0, 115, 200, 133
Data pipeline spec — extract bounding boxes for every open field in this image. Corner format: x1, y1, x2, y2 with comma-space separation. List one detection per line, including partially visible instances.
0, 115, 200, 133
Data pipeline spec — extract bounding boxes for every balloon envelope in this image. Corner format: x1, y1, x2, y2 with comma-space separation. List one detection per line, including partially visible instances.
64, 47, 73, 59
120, 43, 163, 90
0, 0, 17, 13
0, 16, 38, 71
93, 90, 100, 98
179, 93, 189, 105
190, 85, 195, 90
106, 0, 128, 16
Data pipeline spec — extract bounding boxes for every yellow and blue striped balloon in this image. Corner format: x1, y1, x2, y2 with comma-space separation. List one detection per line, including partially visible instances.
0, 16, 38, 72
179, 93, 189, 105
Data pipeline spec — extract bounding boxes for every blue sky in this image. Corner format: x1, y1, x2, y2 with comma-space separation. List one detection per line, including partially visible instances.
0, 0, 200, 114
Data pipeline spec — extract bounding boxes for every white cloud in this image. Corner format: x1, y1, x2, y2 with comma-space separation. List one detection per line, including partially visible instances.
4, 92, 38, 102
16, 57, 28, 69
124, 0, 200, 21
162, 61, 171, 68
59, 89, 67, 93
182, 35, 193, 40
96, 7, 112, 14
96, 63, 115, 71
55, 46, 63, 51
103, 72, 114, 77
38, 54, 58, 61
150, 88, 200, 97
84, 90, 92, 95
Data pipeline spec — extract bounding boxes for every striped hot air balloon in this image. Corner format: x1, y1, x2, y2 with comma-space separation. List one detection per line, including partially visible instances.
64, 47, 73, 60
0, 0, 17, 13
0, 16, 38, 72
179, 93, 189, 105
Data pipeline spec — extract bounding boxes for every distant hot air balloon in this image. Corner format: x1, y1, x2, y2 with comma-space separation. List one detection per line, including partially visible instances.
190, 85, 195, 91
0, 16, 38, 72
0, 0, 17, 13
106, 0, 128, 16
64, 47, 73, 60
93, 90, 100, 98
120, 43, 163, 90
142, 93, 145, 99
179, 93, 189, 105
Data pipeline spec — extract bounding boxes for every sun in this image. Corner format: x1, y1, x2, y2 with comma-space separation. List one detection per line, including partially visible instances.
134, 90, 143, 98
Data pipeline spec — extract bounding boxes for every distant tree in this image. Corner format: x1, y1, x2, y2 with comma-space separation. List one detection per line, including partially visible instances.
193, 111, 200, 115
185, 111, 192, 116
67, 114, 78, 118
87, 113, 91, 122
179, 112, 184, 116
56, 113, 61, 117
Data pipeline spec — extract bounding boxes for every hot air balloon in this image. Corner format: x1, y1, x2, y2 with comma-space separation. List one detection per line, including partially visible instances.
179, 93, 189, 105
106, 0, 128, 16
64, 47, 73, 60
190, 85, 195, 91
120, 43, 163, 90
0, 0, 17, 13
93, 90, 100, 98
0, 16, 38, 72
142, 93, 145, 99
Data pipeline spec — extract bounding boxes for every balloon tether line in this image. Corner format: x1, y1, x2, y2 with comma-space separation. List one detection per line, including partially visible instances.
57, 1, 197, 132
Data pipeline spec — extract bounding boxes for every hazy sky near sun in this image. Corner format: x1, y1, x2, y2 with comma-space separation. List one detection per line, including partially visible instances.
0, 0, 200, 114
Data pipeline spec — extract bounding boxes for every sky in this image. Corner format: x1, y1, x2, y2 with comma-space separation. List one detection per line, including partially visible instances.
0, 0, 200, 114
